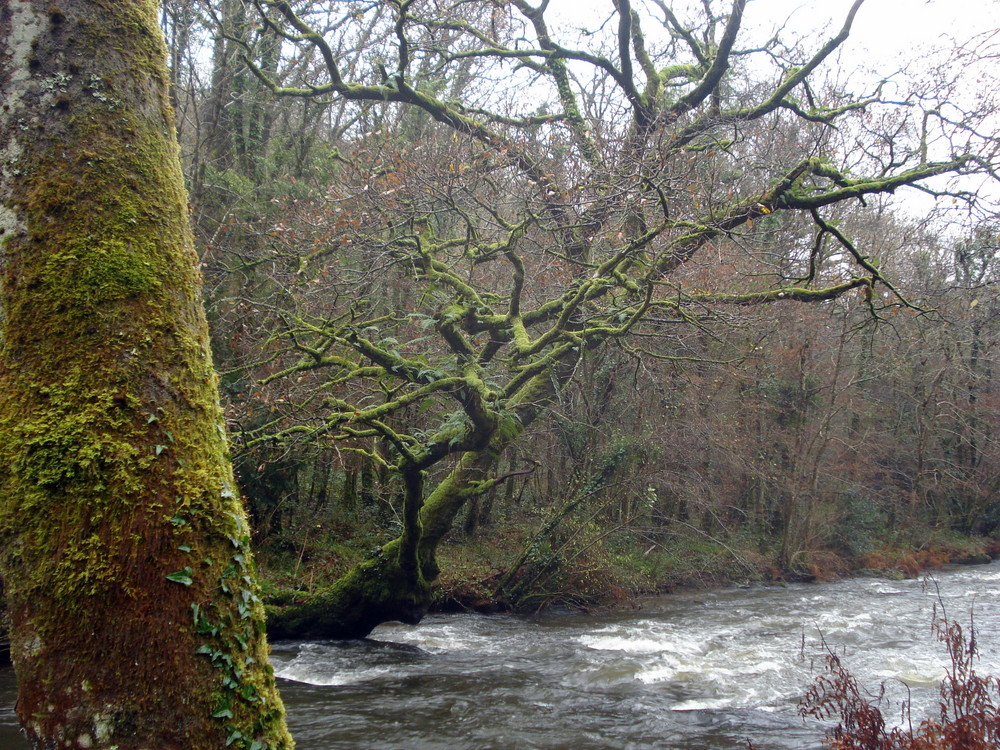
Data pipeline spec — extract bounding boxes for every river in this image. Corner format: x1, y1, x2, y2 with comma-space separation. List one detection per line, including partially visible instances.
3, 561, 1000, 748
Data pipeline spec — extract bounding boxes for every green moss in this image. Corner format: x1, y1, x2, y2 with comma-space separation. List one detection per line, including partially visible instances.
0, 1, 292, 746
266, 547, 432, 639
46, 235, 163, 306
189, 522, 291, 747
11, 372, 145, 490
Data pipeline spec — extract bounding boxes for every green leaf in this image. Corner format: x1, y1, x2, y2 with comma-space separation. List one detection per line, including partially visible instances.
154, 444, 167, 456
178, 544, 192, 553
166, 568, 193, 586
212, 708, 234, 719
225, 730, 245, 746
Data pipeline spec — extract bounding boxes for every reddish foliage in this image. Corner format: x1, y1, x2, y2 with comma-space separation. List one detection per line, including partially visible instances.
805, 551, 852, 582
799, 613, 1000, 749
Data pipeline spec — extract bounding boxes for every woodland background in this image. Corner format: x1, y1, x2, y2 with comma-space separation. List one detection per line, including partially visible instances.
162, 0, 1000, 612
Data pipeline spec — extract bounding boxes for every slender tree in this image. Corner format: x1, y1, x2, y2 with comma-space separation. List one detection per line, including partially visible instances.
0, 1, 292, 747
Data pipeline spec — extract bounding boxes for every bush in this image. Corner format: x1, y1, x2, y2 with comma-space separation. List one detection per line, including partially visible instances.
799, 609, 1000, 749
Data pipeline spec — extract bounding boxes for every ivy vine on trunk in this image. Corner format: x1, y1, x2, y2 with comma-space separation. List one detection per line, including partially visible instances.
0, 1, 292, 746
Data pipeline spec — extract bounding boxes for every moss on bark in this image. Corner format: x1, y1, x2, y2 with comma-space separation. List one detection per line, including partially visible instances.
267, 544, 431, 640
0, 1, 291, 746
265, 368, 562, 640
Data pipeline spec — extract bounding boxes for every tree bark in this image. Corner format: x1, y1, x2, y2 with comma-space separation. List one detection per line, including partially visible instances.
0, 1, 292, 747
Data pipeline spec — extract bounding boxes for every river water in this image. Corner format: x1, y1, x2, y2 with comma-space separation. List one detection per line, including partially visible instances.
2, 562, 1000, 748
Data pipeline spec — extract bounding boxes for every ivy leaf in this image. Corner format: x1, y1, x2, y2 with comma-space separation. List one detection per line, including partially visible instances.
166, 568, 193, 586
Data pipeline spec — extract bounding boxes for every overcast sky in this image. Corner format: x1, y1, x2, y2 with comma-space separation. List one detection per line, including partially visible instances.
542, 0, 998, 223
764, 0, 997, 74
546, 0, 997, 72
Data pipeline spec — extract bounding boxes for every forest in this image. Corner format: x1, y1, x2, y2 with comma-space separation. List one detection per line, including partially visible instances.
166, 0, 1000, 631
0, 0, 998, 747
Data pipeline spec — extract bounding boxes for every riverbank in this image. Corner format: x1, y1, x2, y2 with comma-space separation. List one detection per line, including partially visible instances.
255, 521, 1000, 618
268, 562, 1000, 749
427, 528, 1000, 615
7, 558, 1000, 750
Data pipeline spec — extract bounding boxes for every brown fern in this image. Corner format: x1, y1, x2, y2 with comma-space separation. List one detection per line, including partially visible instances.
799, 610, 1000, 749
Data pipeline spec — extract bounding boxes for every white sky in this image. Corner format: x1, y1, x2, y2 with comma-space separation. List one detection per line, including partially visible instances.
771, 0, 990, 50
542, 0, 999, 224
545, 0, 997, 70
761, 0, 998, 87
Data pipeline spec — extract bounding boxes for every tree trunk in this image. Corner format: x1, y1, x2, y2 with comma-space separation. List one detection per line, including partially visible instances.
0, 1, 292, 747
266, 539, 432, 640
267, 364, 572, 639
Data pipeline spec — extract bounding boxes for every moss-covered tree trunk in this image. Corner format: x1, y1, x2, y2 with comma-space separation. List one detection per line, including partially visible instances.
267, 366, 568, 640
0, 1, 292, 747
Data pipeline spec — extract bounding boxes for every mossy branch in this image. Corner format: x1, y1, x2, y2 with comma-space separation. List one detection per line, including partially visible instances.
689, 278, 870, 305
669, 0, 746, 116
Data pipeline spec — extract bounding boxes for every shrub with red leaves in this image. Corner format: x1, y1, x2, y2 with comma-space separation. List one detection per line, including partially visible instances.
799, 611, 1000, 749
